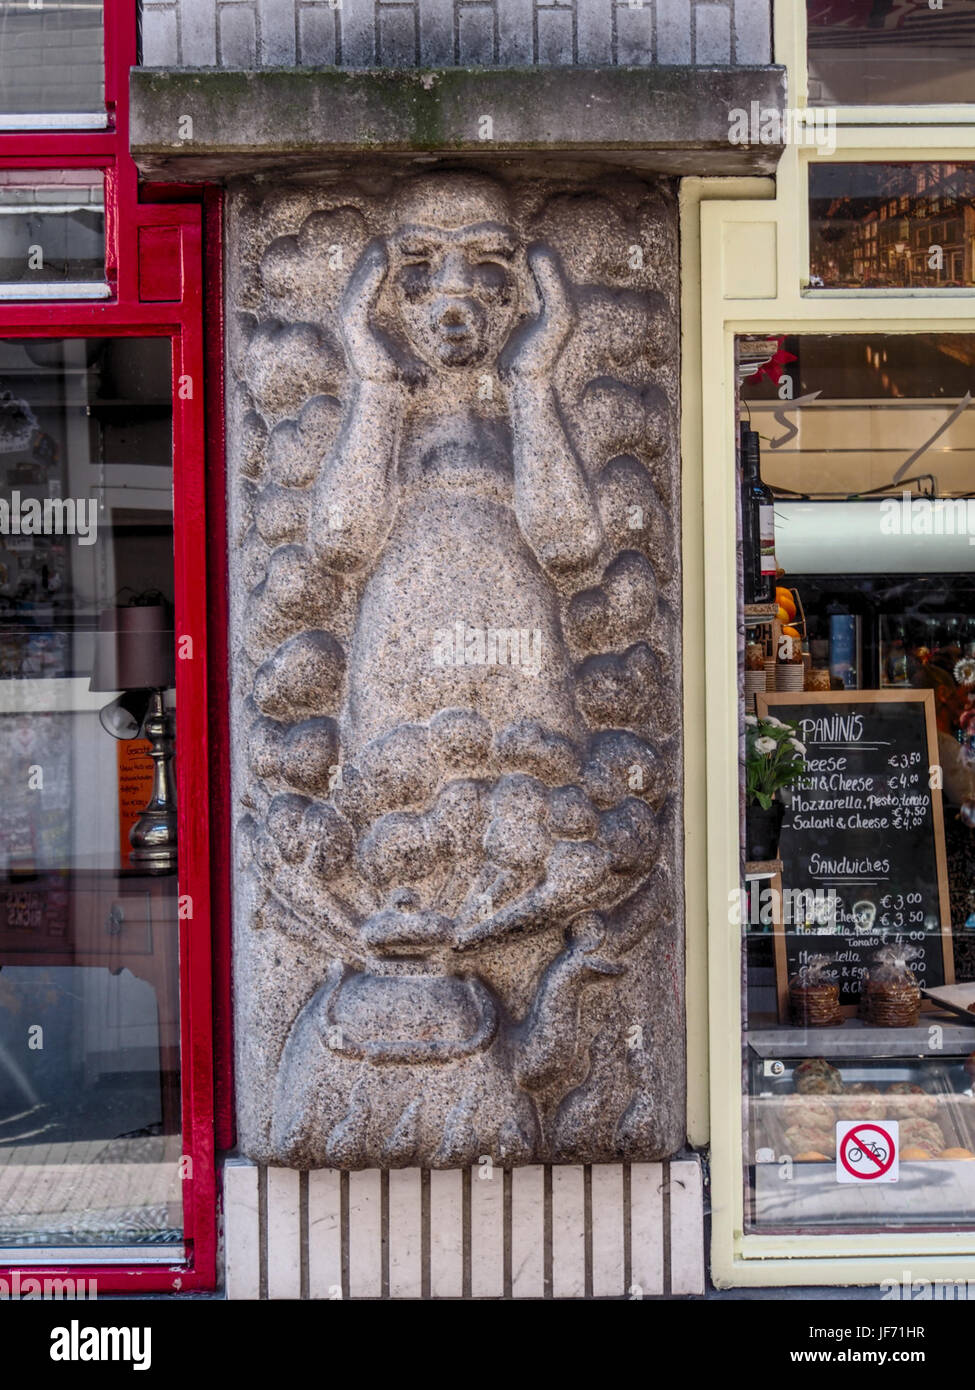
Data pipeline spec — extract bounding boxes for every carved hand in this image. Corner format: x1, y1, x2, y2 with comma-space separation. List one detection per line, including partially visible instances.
501, 245, 574, 384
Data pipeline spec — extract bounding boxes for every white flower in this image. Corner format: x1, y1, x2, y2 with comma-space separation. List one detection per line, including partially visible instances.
764, 717, 786, 729
954, 658, 975, 688
790, 738, 806, 755
745, 715, 758, 726
755, 737, 777, 754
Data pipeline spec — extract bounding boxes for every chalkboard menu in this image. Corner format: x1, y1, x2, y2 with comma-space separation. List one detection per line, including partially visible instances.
756, 690, 954, 1018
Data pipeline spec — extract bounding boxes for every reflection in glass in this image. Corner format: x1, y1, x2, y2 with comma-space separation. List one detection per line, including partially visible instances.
0, 338, 181, 1252
810, 164, 975, 289
0, 173, 105, 291
807, 0, 975, 107
0, 1, 104, 119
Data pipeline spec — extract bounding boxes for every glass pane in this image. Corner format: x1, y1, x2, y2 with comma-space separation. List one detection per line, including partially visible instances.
0, 172, 104, 289
810, 164, 975, 289
0, 337, 181, 1252
738, 332, 975, 1235
807, 0, 975, 106
0, 1, 104, 117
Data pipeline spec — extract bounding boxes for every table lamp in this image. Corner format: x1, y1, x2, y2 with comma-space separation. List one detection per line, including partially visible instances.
90, 603, 177, 874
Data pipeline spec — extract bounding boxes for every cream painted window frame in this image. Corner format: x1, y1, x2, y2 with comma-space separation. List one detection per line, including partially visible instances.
782, 0, 975, 127
683, 0, 975, 1289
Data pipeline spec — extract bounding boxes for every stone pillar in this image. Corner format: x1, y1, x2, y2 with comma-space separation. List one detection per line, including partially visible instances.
227, 163, 684, 1169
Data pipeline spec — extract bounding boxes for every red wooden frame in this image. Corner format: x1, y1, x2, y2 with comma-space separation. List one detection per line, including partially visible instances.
0, 0, 228, 1292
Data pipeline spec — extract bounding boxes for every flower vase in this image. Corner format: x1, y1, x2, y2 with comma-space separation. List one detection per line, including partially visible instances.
745, 800, 785, 862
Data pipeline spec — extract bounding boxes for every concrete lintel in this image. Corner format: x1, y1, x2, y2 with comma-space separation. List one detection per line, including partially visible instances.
129, 65, 788, 179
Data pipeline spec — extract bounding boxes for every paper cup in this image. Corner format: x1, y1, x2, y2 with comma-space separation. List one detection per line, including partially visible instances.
744, 669, 766, 712
776, 663, 805, 691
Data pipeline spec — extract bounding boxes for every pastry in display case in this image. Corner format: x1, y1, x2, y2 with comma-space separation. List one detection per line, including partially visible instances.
745, 1028, 975, 1231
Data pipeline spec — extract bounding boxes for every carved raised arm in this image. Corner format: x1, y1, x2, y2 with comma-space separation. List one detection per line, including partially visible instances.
309, 241, 405, 572
504, 246, 603, 574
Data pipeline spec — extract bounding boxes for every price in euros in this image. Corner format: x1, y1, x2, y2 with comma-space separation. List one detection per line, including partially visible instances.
888, 752, 922, 769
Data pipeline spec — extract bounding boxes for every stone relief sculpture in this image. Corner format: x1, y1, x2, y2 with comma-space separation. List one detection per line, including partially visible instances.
229, 168, 684, 1167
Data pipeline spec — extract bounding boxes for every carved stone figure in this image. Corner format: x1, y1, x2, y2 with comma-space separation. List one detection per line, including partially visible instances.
229, 168, 684, 1167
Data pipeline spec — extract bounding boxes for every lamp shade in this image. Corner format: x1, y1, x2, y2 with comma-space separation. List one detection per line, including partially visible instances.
89, 604, 175, 692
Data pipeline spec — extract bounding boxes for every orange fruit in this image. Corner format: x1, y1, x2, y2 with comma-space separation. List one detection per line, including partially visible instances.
776, 589, 797, 621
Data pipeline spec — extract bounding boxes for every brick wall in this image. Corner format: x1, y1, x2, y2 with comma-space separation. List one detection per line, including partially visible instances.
0, 4, 104, 114
140, 0, 772, 69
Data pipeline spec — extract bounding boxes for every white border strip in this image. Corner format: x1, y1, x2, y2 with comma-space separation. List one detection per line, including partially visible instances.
0, 113, 109, 131
0, 1246, 185, 1266
0, 283, 110, 301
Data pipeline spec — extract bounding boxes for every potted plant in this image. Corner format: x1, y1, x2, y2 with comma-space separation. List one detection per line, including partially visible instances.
745, 714, 807, 861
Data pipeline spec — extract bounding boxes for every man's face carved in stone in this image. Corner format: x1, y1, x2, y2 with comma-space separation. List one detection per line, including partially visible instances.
387, 180, 522, 370
390, 221, 519, 368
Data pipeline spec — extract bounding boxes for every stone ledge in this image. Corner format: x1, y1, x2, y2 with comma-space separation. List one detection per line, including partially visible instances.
129, 65, 788, 179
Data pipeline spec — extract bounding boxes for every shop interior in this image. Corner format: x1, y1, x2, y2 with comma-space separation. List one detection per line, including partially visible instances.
0, 336, 181, 1250
738, 331, 975, 1233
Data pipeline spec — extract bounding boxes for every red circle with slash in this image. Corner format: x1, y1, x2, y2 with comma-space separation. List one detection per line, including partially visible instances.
839, 1123, 896, 1179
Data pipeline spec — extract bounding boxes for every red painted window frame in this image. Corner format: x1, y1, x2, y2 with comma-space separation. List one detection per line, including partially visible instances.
0, 0, 229, 1292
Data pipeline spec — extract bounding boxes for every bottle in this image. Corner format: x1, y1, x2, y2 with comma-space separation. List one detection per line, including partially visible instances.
884, 623, 908, 687
827, 596, 864, 690
740, 422, 775, 604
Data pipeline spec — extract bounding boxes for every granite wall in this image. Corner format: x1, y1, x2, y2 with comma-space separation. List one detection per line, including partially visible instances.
227, 163, 685, 1168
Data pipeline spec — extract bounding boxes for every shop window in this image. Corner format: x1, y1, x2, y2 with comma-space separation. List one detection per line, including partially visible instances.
807, 0, 975, 107
0, 172, 106, 298
0, 0, 218, 1292
738, 332, 975, 1235
0, 336, 184, 1255
810, 164, 975, 289
0, 1, 105, 126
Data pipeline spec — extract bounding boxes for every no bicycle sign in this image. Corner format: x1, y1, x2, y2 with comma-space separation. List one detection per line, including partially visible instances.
836, 1121, 899, 1184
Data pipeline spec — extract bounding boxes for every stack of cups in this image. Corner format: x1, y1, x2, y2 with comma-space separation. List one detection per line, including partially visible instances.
744, 668, 766, 713
777, 661, 805, 691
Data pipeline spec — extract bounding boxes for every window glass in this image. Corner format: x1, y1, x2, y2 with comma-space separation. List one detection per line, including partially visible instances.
0, 172, 104, 292
0, 1, 104, 119
807, 0, 975, 107
810, 164, 975, 289
0, 337, 181, 1253
738, 333, 975, 1235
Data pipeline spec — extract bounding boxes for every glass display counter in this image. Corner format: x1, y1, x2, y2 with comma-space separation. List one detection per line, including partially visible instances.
744, 1013, 975, 1234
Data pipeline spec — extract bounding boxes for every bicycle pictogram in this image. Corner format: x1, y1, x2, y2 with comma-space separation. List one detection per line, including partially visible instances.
836, 1121, 899, 1184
